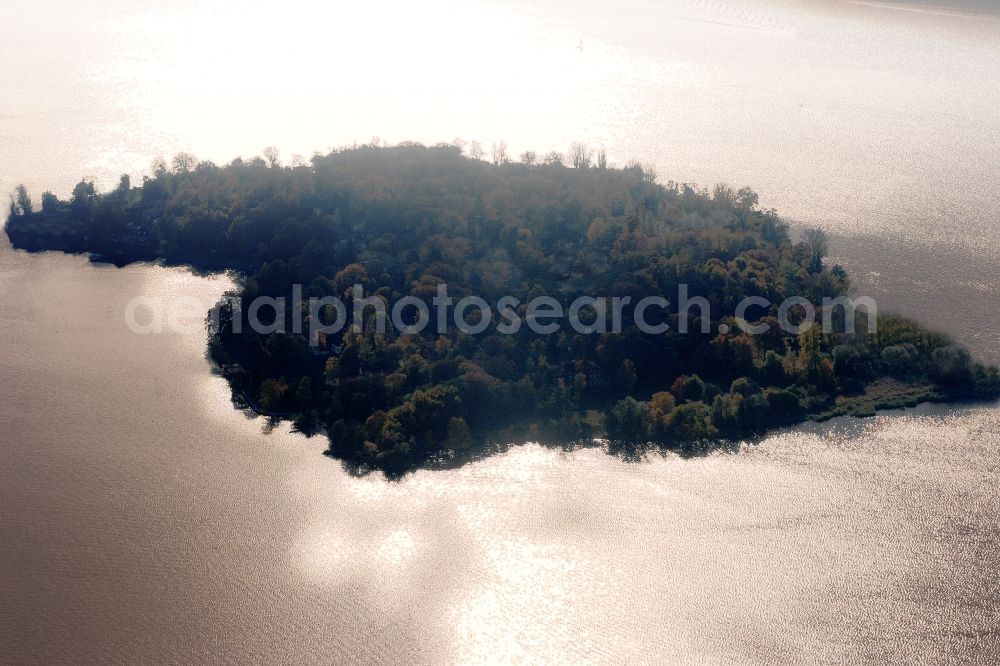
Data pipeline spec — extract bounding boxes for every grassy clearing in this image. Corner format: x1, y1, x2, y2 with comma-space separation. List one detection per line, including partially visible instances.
809, 379, 943, 421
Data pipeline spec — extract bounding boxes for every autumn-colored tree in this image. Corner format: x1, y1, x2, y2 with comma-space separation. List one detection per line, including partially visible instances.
259, 378, 288, 411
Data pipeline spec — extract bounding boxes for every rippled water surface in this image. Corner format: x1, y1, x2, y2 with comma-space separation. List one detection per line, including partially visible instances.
1, 244, 997, 663
1, 0, 999, 663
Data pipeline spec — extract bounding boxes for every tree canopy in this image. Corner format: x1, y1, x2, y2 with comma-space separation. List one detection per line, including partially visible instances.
6, 142, 998, 476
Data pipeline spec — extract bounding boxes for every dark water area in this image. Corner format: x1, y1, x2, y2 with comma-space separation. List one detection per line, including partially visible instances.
831, 233, 1000, 366
893, 0, 1000, 13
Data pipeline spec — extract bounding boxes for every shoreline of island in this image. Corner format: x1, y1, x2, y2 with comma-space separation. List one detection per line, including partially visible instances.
7, 142, 999, 476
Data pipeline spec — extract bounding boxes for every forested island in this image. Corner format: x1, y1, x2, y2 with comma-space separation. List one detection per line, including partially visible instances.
7, 143, 999, 476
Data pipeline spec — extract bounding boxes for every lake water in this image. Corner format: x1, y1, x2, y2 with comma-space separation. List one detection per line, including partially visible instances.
1, 0, 999, 663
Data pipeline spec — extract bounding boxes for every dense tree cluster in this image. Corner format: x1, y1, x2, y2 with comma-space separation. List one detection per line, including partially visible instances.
7, 143, 998, 475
